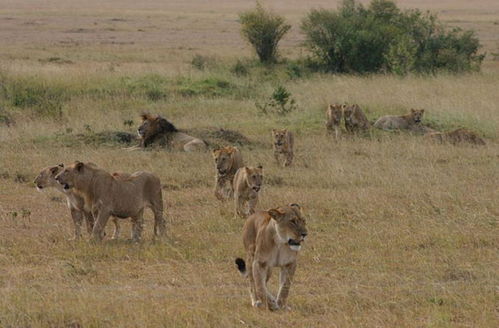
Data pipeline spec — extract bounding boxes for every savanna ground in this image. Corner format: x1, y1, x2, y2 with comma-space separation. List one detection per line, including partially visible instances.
0, 0, 498, 327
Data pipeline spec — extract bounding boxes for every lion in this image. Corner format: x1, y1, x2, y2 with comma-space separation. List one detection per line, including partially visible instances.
373, 108, 425, 130
426, 128, 486, 146
343, 104, 370, 133
235, 204, 308, 311
212, 146, 244, 201
233, 166, 263, 218
55, 161, 166, 242
137, 113, 207, 152
34, 164, 122, 240
272, 129, 294, 167
325, 104, 344, 140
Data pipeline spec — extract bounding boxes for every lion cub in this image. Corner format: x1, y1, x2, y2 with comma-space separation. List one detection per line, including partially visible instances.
374, 108, 425, 130
325, 104, 344, 139
344, 104, 370, 133
233, 166, 263, 218
235, 204, 308, 311
212, 146, 244, 201
272, 129, 294, 167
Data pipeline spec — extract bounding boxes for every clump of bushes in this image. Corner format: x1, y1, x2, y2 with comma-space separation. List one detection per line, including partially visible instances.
239, 2, 291, 63
301, 0, 484, 74
256, 85, 297, 116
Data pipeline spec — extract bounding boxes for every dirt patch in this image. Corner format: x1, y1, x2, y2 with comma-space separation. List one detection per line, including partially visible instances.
189, 127, 252, 148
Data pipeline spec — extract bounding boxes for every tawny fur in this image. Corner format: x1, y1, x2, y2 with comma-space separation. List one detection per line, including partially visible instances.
137, 113, 207, 152
374, 109, 425, 130
426, 128, 486, 146
343, 104, 370, 133
55, 161, 166, 242
233, 166, 263, 218
212, 146, 244, 201
235, 204, 307, 311
272, 129, 294, 167
325, 104, 344, 140
34, 164, 122, 240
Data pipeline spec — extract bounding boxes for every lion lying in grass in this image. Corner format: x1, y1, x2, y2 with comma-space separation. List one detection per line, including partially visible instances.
137, 113, 207, 151
426, 128, 486, 146
374, 109, 425, 130
55, 161, 166, 242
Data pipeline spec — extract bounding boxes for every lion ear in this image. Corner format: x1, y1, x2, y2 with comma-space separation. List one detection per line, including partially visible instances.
140, 112, 151, 121
75, 161, 84, 172
289, 203, 301, 210
410, 108, 416, 113
257, 165, 263, 170
58, 163, 64, 167
420, 109, 425, 113
268, 208, 285, 221
50, 166, 59, 174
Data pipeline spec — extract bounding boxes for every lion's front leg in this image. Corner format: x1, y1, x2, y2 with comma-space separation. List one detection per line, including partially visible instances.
234, 192, 246, 218
276, 262, 296, 310
83, 211, 94, 235
252, 260, 277, 310
214, 175, 226, 201
247, 194, 258, 216
69, 207, 83, 240
284, 152, 293, 167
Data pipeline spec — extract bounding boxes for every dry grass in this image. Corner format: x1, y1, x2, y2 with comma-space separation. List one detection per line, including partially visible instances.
0, 1, 498, 327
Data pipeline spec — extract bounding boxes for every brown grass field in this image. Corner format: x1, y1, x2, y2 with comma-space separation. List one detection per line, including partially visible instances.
0, 0, 498, 327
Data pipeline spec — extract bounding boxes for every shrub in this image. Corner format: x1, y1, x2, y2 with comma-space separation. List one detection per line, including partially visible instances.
0, 75, 66, 117
301, 0, 484, 74
239, 2, 291, 63
256, 85, 297, 116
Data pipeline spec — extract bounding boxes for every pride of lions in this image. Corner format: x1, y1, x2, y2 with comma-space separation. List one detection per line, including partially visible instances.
33, 106, 486, 311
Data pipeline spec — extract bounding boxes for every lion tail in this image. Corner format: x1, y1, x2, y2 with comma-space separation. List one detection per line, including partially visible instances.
235, 258, 248, 277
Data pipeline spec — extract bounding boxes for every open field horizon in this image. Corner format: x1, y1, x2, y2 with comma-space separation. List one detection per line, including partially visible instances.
0, 1, 498, 327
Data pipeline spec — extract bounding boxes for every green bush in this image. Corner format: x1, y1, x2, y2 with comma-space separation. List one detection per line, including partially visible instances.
256, 85, 297, 116
239, 2, 291, 63
122, 74, 168, 101
0, 75, 66, 117
176, 77, 234, 97
301, 0, 484, 74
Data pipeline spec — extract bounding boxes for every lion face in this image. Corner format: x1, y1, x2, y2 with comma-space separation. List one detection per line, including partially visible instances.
54, 161, 87, 190
410, 109, 425, 123
245, 166, 263, 192
212, 147, 235, 175
272, 129, 288, 147
34, 164, 65, 191
328, 104, 344, 125
269, 204, 308, 251
137, 113, 177, 147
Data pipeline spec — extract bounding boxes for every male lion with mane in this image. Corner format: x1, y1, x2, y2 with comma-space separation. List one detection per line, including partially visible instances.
137, 113, 207, 151
55, 161, 166, 242
212, 146, 244, 201
235, 204, 308, 311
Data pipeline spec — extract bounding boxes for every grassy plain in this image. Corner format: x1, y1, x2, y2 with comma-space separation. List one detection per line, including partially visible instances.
0, 1, 498, 327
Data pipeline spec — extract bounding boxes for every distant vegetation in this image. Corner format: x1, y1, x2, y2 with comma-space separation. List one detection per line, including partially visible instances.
239, 2, 291, 63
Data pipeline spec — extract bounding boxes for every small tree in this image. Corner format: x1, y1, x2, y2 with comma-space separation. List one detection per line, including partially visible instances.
239, 2, 291, 63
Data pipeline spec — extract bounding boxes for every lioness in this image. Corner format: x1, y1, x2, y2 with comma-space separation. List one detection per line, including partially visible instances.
272, 129, 294, 167
344, 104, 370, 133
426, 128, 486, 146
137, 113, 207, 152
233, 166, 263, 218
235, 204, 308, 311
325, 104, 344, 140
212, 146, 244, 201
374, 108, 425, 130
55, 161, 166, 242
34, 164, 122, 240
